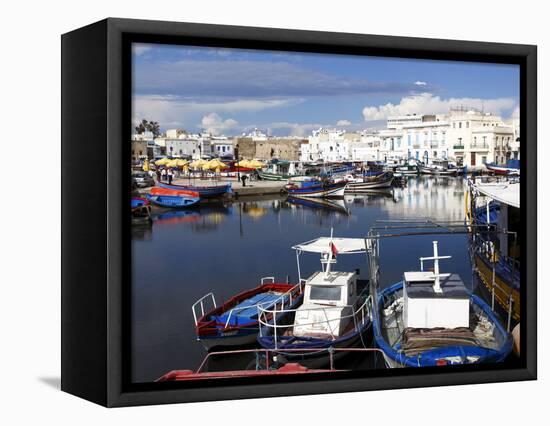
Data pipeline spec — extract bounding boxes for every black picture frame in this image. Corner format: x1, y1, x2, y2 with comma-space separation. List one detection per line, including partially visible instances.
61, 17, 537, 407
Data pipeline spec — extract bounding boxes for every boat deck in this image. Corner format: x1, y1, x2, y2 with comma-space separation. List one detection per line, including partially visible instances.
215, 291, 284, 326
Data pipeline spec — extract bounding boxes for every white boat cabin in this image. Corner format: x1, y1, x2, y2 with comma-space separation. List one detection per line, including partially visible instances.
291, 236, 366, 338
403, 241, 470, 329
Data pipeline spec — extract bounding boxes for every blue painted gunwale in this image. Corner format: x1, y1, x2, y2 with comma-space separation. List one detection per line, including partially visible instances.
372, 281, 513, 367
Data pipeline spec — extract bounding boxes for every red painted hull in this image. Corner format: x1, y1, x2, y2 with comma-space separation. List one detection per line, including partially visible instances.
196, 283, 300, 339
157, 363, 339, 381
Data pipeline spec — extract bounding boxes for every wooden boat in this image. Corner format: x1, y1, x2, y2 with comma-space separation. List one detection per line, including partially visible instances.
155, 348, 380, 382
468, 178, 521, 327
131, 197, 152, 225
396, 162, 419, 175
284, 178, 347, 198
157, 181, 231, 198
192, 278, 304, 350
344, 171, 394, 192
257, 234, 372, 366
370, 239, 512, 368
146, 187, 200, 208
485, 159, 520, 176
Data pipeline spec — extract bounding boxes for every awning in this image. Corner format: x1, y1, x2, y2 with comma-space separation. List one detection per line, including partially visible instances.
292, 237, 366, 254
473, 181, 520, 209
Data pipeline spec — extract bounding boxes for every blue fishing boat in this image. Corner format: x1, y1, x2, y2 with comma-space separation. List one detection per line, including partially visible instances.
370, 238, 512, 368
257, 234, 372, 366
284, 178, 347, 198
192, 278, 304, 350
146, 187, 200, 208
158, 181, 232, 198
131, 197, 152, 225
485, 159, 520, 176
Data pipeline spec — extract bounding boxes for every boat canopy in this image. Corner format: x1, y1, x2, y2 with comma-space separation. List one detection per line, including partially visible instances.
473, 181, 519, 208
292, 237, 366, 254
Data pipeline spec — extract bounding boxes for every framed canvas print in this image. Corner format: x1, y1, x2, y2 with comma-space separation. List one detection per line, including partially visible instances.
61, 18, 537, 407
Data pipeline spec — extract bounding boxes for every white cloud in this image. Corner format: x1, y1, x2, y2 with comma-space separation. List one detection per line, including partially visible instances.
201, 113, 238, 135
259, 122, 326, 138
133, 44, 152, 56
414, 81, 427, 86
510, 105, 520, 119
132, 95, 303, 130
336, 119, 352, 126
362, 93, 516, 121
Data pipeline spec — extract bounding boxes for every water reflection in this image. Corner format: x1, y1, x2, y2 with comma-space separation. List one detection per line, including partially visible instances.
131, 176, 469, 382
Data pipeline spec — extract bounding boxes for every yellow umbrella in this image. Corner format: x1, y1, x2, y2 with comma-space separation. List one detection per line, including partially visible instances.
235, 160, 251, 168
154, 157, 171, 166
142, 159, 149, 172
175, 159, 189, 167
165, 159, 179, 168
190, 159, 207, 169
248, 160, 265, 169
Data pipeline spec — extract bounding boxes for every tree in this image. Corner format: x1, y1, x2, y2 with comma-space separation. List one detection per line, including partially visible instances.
135, 119, 161, 137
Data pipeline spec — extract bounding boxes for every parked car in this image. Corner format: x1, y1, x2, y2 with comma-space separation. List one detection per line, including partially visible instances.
132, 171, 155, 188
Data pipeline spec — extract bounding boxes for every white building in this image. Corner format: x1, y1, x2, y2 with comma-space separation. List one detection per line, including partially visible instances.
211, 137, 234, 158
300, 128, 360, 162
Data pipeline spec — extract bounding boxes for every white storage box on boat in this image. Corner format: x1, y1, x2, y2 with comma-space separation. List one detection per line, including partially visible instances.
403, 272, 470, 329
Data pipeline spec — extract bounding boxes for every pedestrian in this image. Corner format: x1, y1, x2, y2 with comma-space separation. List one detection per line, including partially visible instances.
167, 168, 173, 185
161, 168, 167, 182
156, 168, 161, 182
241, 174, 248, 187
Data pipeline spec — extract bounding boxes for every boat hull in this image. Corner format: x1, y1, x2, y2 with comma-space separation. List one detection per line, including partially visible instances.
158, 182, 231, 198
346, 178, 393, 191
286, 182, 347, 198
373, 281, 512, 368
419, 166, 458, 176
145, 193, 200, 208
195, 282, 304, 350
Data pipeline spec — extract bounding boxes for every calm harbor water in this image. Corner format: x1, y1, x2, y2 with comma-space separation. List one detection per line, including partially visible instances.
131, 176, 473, 383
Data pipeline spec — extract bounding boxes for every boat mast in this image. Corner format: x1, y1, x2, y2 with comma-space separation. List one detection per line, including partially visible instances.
325, 228, 334, 277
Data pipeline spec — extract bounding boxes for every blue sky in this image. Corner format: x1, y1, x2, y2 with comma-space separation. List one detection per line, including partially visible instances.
132, 43, 519, 136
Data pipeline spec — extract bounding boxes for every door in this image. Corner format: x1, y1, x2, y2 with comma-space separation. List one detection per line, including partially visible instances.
471, 153, 476, 166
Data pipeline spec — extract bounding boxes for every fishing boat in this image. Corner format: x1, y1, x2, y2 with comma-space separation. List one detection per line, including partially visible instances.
192, 278, 304, 350
485, 159, 520, 176
344, 171, 394, 192
419, 159, 463, 176
157, 181, 232, 198
155, 347, 380, 381
467, 178, 520, 328
369, 232, 512, 368
396, 161, 419, 175
257, 234, 372, 366
146, 187, 200, 208
131, 197, 152, 225
284, 178, 347, 198
286, 196, 349, 216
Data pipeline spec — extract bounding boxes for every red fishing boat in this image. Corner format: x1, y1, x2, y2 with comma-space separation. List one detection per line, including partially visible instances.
192, 277, 304, 350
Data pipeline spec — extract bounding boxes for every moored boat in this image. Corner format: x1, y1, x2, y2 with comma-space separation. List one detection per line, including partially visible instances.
369, 237, 512, 368
157, 181, 232, 198
192, 278, 304, 350
284, 178, 347, 198
257, 234, 372, 366
131, 197, 152, 225
146, 187, 200, 208
467, 178, 520, 328
485, 159, 520, 176
344, 171, 394, 192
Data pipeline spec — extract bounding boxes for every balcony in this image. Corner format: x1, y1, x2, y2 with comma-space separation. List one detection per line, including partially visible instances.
453, 144, 464, 150
470, 143, 489, 151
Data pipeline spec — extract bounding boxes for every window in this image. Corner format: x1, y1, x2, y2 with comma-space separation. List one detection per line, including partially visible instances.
466, 121, 469, 128
482, 156, 487, 164
459, 122, 462, 129
407, 134, 411, 146
309, 285, 341, 301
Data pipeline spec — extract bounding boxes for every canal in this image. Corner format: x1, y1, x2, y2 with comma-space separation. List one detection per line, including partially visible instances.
131, 176, 473, 383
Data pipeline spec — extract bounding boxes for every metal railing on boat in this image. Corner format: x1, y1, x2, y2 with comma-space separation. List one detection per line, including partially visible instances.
194, 347, 385, 373
258, 295, 372, 349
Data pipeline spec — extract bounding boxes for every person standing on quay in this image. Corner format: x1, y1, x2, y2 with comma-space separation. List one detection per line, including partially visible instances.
161, 167, 166, 182
167, 168, 173, 185
156, 168, 161, 182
